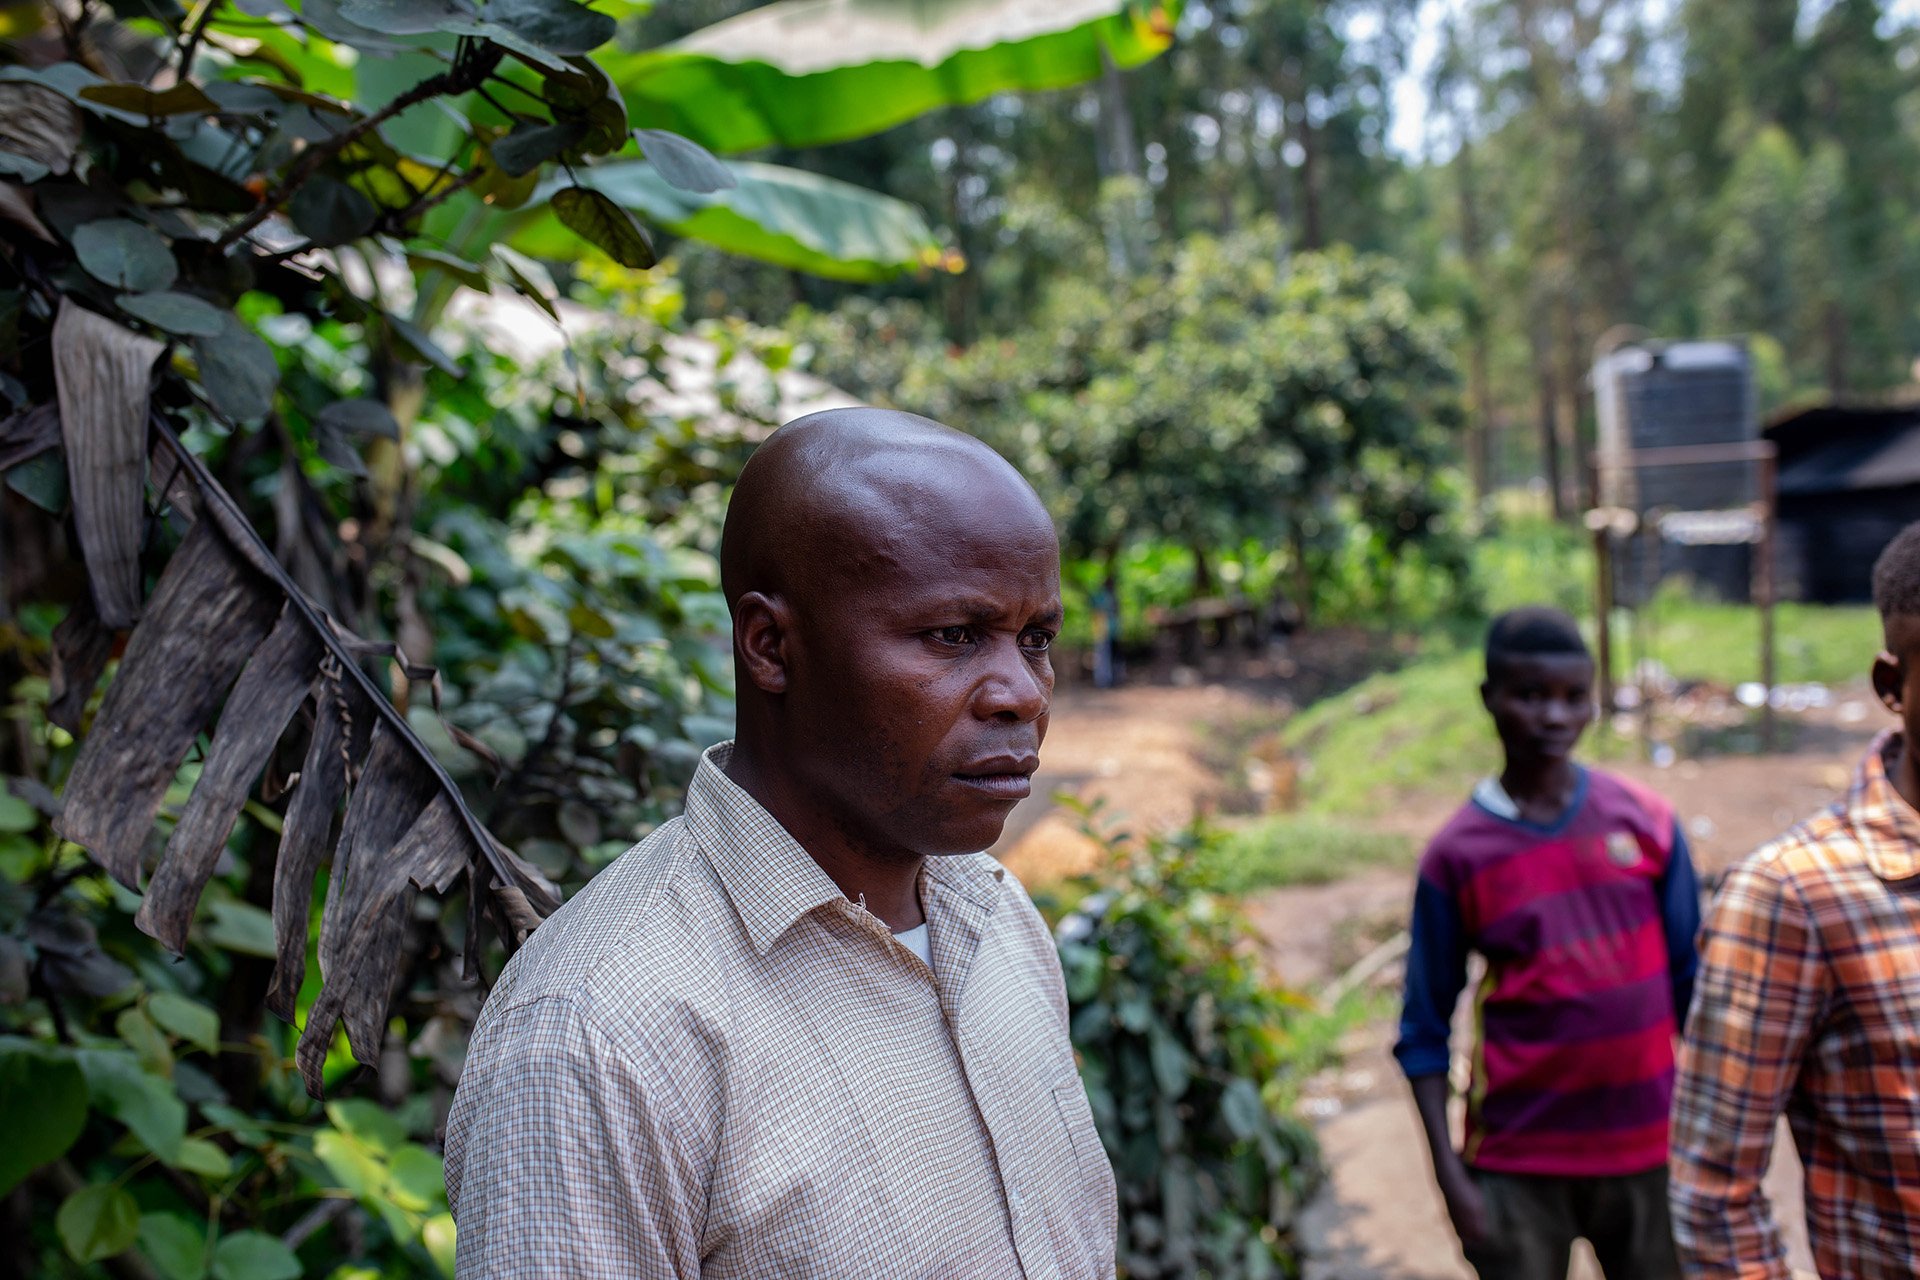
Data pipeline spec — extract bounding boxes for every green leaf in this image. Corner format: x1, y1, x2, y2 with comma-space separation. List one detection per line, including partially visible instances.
491, 121, 584, 177
0, 1043, 87, 1195
388, 1143, 447, 1210
138, 1213, 208, 1280
313, 1129, 383, 1200
1148, 1021, 1191, 1098
148, 992, 221, 1055
77, 1050, 186, 1162
481, 0, 615, 55
0, 791, 35, 833
203, 81, 287, 113
546, 59, 627, 151
518, 161, 936, 282
551, 185, 656, 268
437, 17, 572, 70
79, 82, 220, 116
633, 128, 734, 194
118, 291, 227, 337
491, 244, 559, 319
317, 398, 400, 439
72, 219, 179, 293
422, 1212, 456, 1279
1220, 1077, 1265, 1142
202, 899, 277, 956
327, 1097, 407, 1151
386, 313, 461, 376
5, 449, 68, 513
58, 1183, 140, 1263
116, 1006, 175, 1075
173, 1137, 233, 1179
336, 0, 473, 34
407, 248, 491, 292
288, 175, 377, 247
201, 1103, 270, 1149
612, 0, 1180, 153
191, 314, 278, 423
212, 1231, 301, 1280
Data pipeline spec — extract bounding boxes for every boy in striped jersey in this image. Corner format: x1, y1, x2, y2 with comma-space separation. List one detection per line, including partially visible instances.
1395, 606, 1701, 1279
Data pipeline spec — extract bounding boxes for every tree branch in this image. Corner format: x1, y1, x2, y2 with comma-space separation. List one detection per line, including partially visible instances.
176, 0, 223, 80
214, 45, 504, 252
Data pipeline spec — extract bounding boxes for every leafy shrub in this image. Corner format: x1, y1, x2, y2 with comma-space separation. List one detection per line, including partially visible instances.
1050, 811, 1324, 1279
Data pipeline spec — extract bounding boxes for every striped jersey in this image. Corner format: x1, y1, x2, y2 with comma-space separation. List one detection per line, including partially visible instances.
1394, 767, 1700, 1176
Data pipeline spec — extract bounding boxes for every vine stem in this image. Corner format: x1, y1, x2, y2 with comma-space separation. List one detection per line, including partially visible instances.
214, 44, 504, 252
175, 0, 223, 80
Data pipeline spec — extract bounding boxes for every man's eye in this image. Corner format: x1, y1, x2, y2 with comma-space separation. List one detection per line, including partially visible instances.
931, 626, 972, 646
1021, 630, 1054, 652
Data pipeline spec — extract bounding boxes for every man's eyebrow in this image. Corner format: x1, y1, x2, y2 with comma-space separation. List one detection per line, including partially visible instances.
907, 596, 1065, 626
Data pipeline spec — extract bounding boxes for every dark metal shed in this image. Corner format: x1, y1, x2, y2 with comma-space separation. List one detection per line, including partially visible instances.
1764, 397, 1920, 603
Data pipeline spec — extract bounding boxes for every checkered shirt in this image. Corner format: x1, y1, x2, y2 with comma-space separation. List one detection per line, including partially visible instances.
444, 743, 1118, 1279
1670, 730, 1920, 1279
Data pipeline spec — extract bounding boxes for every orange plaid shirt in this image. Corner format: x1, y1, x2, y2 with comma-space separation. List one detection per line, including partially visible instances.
1670, 730, 1920, 1279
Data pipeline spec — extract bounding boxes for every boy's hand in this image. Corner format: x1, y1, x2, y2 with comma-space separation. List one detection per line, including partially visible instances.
1438, 1165, 1491, 1251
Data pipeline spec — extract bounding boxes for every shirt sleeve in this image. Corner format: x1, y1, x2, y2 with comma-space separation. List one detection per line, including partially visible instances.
446, 995, 705, 1279
1394, 869, 1468, 1080
1668, 862, 1826, 1280
1659, 819, 1703, 1028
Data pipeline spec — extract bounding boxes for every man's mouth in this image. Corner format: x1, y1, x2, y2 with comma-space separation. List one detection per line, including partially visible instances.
953, 756, 1038, 800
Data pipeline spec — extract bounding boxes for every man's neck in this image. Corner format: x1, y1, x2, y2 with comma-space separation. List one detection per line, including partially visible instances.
1500, 756, 1580, 824
722, 743, 927, 932
1889, 734, 1920, 815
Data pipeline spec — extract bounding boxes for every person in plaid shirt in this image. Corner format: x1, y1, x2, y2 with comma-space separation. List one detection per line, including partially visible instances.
1670, 519, 1920, 1279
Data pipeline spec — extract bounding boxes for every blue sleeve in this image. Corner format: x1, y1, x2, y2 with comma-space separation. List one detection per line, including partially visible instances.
1394, 874, 1468, 1080
1659, 819, 1702, 1029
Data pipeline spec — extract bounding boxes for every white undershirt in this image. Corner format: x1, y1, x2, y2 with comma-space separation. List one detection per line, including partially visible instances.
895, 923, 932, 968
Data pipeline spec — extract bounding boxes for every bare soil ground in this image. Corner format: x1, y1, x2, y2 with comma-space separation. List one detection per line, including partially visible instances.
1001, 667, 1864, 1280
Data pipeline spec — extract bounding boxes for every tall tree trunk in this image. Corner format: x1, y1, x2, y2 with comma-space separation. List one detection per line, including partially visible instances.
1298, 114, 1324, 250
941, 110, 978, 345
1094, 52, 1146, 275
1531, 307, 1568, 521
1556, 292, 1590, 513
1455, 136, 1495, 498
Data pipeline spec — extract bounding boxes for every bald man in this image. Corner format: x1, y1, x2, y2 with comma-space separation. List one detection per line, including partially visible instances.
445, 409, 1118, 1278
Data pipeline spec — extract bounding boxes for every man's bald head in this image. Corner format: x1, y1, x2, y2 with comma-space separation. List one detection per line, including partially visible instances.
720, 406, 1049, 612
717, 405, 1062, 867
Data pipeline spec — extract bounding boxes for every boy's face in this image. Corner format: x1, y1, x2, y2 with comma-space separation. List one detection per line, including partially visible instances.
1872, 613, 1920, 750
1482, 653, 1595, 767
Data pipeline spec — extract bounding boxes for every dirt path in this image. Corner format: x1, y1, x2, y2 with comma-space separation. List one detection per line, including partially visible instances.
1004, 675, 1869, 1280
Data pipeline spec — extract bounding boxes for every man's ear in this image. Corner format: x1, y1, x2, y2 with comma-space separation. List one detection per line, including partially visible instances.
734, 591, 792, 695
1873, 650, 1904, 714
1479, 679, 1495, 713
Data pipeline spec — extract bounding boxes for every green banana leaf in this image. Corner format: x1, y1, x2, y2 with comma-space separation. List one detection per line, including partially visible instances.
604, 0, 1180, 154
509, 160, 945, 281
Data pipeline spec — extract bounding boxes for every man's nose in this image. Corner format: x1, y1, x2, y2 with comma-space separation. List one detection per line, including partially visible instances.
975, 639, 1049, 722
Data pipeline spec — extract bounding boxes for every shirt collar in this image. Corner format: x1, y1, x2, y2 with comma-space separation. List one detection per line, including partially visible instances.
1848, 730, 1920, 882
683, 742, 1009, 955
684, 742, 848, 955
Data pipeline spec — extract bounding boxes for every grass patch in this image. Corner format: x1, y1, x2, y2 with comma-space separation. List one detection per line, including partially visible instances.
1636, 595, 1880, 686
1205, 814, 1418, 891
1275, 597, 1879, 820
1281, 646, 1495, 817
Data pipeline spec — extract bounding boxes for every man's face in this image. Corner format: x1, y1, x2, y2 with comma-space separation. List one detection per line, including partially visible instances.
1873, 614, 1920, 749
1481, 652, 1595, 767
780, 484, 1063, 861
